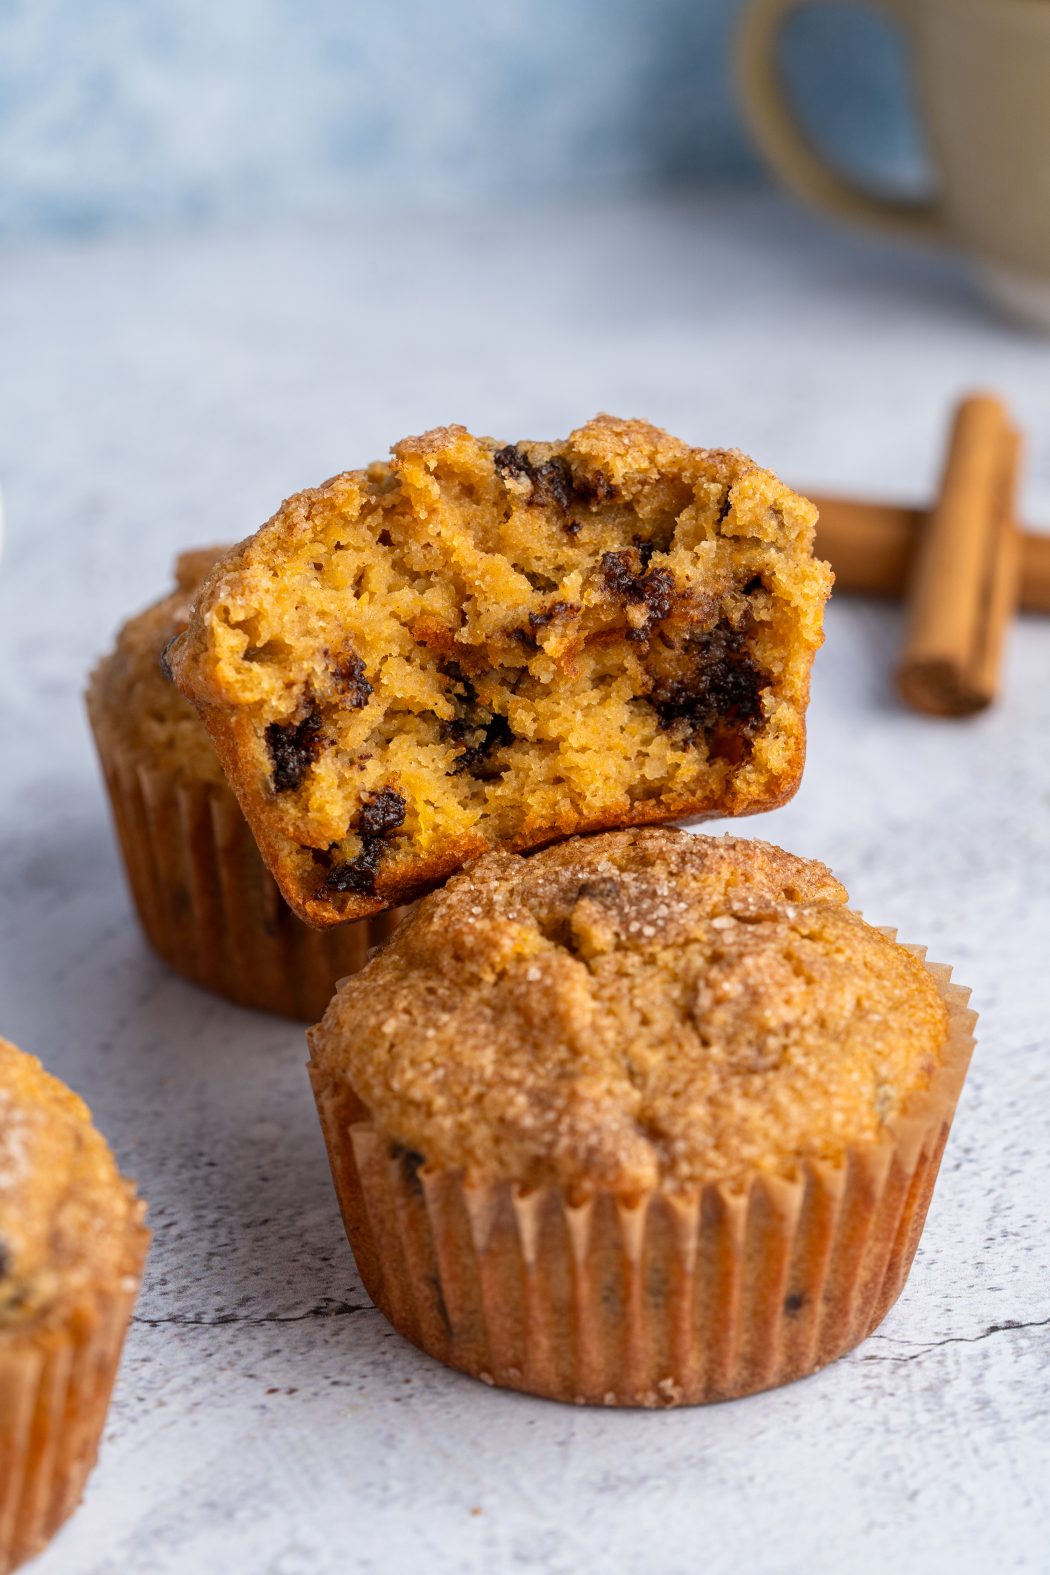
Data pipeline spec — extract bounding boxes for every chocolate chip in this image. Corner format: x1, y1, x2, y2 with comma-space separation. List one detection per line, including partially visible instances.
323, 787, 405, 895
493, 444, 531, 483
266, 704, 324, 793
634, 568, 675, 631
331, 648, 372, 709
450, 712, 514, 778
530, 458, 573, 512
493, 445, 576, 516
784, 1291, 806, 1315
602, 549, 645, 602
324, 838, 385, 894
441, 664, 514, 779
528, 600, 577, 630
649, 619, 768, 746
358, 786, 406, 838
601, 551, 677, 639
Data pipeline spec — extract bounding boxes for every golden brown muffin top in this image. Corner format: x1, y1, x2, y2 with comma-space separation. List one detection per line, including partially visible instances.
87, 547, 230, 785
0, 1039, 145, 1331
310, 829, 949, 1193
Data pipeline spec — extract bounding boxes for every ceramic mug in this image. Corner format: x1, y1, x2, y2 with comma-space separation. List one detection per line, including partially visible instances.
736, 0, 1050, 327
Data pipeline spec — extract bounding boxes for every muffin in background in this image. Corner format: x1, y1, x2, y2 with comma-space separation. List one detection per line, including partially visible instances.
0, 1038, 148, 1572
308, 828, 976, 1407
86, 550, 404, 1022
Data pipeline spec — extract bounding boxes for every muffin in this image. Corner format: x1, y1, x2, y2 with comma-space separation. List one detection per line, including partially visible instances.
168, 416, 832, 925
87, 550, 404, 1021
0, 1039, 148, 1571
308, 829, 975, 1407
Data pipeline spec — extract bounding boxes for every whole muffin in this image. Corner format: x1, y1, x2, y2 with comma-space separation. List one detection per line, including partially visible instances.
169, 417, 831, 926
308, 828, 976, 1407
0, 1039, 148, 1572
87, 550, 403, 1022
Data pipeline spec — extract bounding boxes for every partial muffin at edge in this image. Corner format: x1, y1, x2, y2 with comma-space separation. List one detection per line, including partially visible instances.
0, 1038, 148, 1573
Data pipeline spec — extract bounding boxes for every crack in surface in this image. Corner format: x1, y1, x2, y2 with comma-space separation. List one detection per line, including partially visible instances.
134, 1298, 376, 1328
854, 1315, 1050, 1364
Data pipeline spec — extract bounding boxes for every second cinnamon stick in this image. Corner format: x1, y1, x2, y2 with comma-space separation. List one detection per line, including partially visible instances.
895, 394, 1022, 716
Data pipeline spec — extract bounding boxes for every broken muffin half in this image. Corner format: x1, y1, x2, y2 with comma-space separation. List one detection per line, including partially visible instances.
169, 416, 832, 925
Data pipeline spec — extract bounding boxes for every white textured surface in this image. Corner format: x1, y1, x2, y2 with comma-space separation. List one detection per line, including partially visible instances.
0, 194, 1048, 1575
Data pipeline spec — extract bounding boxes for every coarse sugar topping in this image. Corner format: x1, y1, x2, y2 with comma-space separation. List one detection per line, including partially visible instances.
0, 1039, 141, 1328
310, 828, 949, 1193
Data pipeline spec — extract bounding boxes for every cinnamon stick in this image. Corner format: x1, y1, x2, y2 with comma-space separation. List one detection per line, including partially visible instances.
811, 497, 1050, 613
895, 394, 1022, 716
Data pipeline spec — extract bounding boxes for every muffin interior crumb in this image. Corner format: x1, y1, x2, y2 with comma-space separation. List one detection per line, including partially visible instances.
171, 417, 831, 919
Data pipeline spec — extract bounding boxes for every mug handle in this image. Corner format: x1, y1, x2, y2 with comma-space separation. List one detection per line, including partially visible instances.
735, 0, 946, 244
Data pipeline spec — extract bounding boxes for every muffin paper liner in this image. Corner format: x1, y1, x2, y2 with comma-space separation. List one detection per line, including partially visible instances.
310, 948, 975, 1407
87, 711, 403, 1022
0, 1210, 147, 1573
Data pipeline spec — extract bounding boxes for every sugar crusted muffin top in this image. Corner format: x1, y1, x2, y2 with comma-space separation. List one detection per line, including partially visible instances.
87, 547, 230, 786
0, 1039, 145, 1331
310, 829, 950, 1193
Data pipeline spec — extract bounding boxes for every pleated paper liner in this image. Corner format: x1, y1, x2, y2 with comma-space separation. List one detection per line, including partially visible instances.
310, 949, 976, 1407
0, 1208, 147, 1574
87, 708, 404, 1023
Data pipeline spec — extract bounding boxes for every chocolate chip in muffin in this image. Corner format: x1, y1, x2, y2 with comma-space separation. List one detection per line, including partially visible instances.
494, 446, 573, 511
267, 704, 324, 793
528, 600, 578, 631
330, 647, 373, 709
324, 839, 385, 895
357, 786, 407, 838
492, 444, 532, 485
324, 787, 406, 894
531, 458, 574, 513
650, 620, 768, 746
601, 550, 677, 641
442, 665, 515, 779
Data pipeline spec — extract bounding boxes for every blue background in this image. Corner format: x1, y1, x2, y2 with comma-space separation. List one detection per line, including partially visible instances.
0, 0, 923, 237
